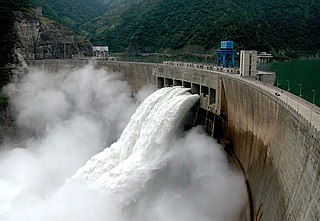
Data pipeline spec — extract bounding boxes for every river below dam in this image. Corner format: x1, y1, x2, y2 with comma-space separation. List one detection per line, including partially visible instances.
259, 59, 320, 106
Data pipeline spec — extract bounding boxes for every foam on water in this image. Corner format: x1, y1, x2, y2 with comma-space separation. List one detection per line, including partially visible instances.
69, 87, 199, 207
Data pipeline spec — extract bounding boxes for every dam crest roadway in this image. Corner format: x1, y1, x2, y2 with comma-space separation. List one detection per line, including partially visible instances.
28, 59, 320, 221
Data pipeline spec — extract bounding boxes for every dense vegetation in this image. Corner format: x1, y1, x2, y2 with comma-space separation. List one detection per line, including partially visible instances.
9, 0, 320, 58
85, 0, 320, 57
29, 0, 108, 30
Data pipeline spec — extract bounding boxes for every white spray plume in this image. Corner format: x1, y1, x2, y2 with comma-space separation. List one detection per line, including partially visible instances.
0, 66, 246, 221
68, 87, 200, 206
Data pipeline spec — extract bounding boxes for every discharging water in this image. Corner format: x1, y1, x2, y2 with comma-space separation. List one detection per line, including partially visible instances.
0, 66, 247, 221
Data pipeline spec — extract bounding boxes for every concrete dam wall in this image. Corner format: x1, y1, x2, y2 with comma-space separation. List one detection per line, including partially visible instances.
28, 59, 155, 92
29, 60, 320, 221
222, 77, 320, 221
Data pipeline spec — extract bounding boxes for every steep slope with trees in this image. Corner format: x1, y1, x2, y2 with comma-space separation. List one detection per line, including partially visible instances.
22, 0, 320, 57
29, 0, 108, 30
84, 0, 320, 57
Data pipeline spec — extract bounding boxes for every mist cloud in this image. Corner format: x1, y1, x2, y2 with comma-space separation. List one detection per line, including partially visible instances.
0, 65, 154, 217
127, 127, 247, 221
0, 65, 246, 221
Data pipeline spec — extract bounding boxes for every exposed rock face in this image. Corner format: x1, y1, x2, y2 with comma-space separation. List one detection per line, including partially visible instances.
14, 10, 93, 62
0, 8, 93, 145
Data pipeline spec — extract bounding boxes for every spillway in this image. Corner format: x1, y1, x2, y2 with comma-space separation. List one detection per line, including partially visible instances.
69, 87, 200, 206
0, 67, 247, 221
67, 87, 247, 221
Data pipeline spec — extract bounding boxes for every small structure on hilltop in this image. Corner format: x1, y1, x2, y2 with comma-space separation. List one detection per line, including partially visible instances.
216, 41, 237, 67
93, 46, 109, 58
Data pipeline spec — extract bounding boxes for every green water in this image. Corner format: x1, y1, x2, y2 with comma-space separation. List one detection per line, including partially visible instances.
259, 60, 320, 106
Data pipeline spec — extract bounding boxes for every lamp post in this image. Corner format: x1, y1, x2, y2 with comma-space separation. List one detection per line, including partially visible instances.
297, 84, 302, 112
312, 89, 316, 105
286, 80, 290, 103
299, 84, 302, 97
310, 89, 316, 122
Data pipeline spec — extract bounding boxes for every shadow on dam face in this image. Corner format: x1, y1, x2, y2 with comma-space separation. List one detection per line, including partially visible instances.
186, 91, 287, 221
189, 104, 253, 221
29, 60, 320, 221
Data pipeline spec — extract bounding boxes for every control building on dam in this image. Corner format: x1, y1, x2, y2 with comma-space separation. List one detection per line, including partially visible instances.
29, 59, 320, 221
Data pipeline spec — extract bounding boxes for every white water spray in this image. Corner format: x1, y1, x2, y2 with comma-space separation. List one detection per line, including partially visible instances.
0, 66, 247, 221
70, 87, 200, 206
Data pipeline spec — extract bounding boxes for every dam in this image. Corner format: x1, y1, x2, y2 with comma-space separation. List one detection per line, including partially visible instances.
28, 59, 320, 221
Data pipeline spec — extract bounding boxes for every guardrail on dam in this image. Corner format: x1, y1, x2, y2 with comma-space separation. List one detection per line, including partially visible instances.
29, 59, 320, 221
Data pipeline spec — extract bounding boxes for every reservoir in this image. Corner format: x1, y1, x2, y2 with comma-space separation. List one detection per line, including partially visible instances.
260, 60, 320, 106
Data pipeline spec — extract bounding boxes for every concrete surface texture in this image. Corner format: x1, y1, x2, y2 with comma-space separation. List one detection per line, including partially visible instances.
29, 60, 320, 221
222, 76, 320, 220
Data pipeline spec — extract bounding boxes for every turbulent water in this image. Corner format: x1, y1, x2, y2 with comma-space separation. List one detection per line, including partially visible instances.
0, 66, 247, 221
69, 87, 199, 206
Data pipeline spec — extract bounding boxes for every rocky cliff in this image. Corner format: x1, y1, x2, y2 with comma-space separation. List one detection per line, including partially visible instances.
14, 9, 93, 63
0, 4, 93, 145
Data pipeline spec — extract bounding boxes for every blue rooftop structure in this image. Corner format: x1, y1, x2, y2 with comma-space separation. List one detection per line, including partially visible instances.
216, 41, 236, 67
220, 41, 234, 50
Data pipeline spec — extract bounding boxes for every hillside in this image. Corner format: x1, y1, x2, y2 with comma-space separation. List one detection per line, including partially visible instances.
18, 0, 320, 57
83, 0, 320, 57
0, 0, 94, 91
0, 0, 94, 142
29, 0, 108, 30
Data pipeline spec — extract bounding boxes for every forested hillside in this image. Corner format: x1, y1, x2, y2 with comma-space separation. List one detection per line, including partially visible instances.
86, 0, 320, 57
25, 0, 320, 57
29, 0, 108, 30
